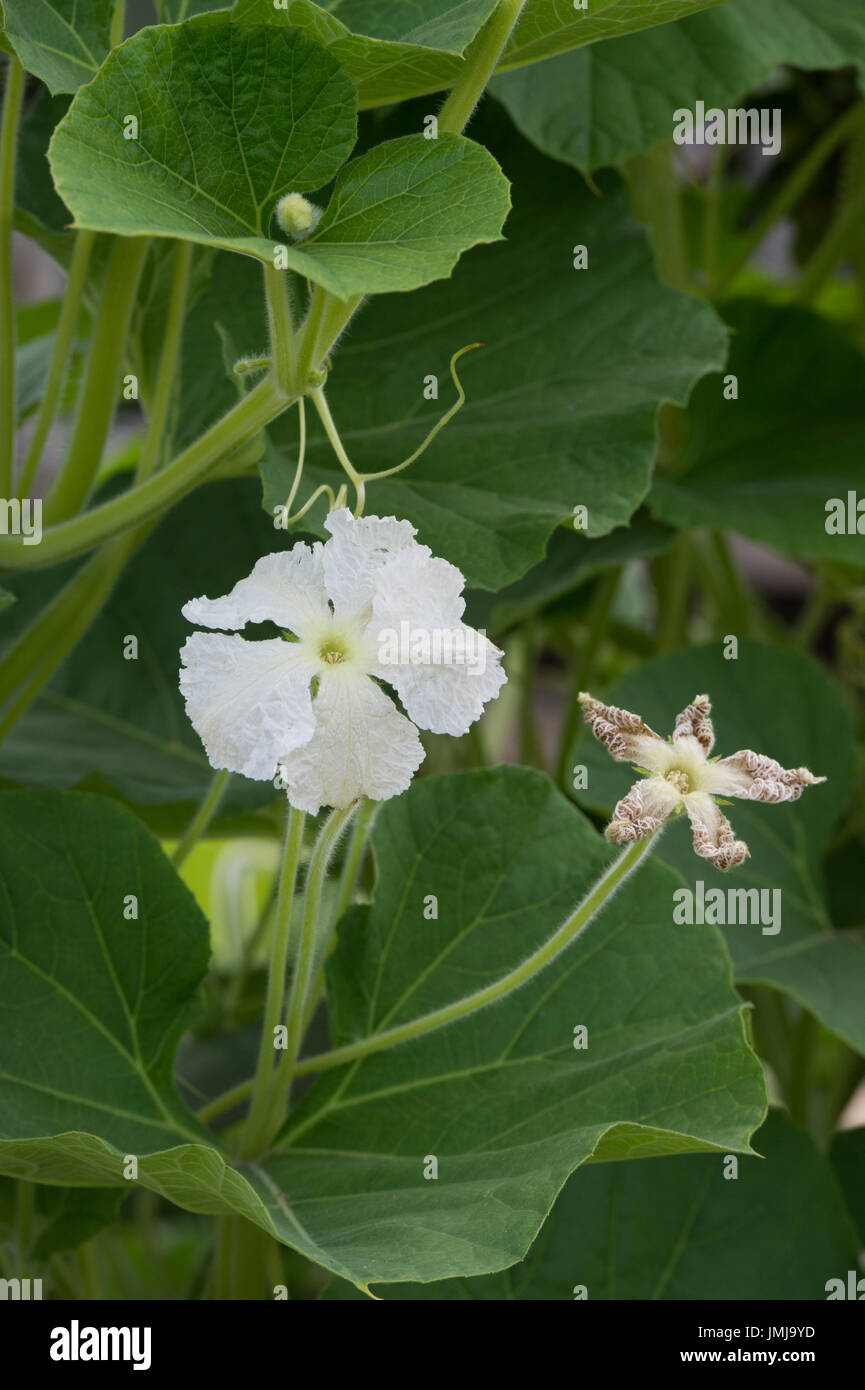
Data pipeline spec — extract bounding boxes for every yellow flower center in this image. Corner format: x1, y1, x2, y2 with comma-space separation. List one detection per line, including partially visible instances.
665, 769, 691, 795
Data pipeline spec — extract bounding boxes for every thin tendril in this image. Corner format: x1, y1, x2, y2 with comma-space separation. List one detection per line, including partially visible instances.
360, 342, 482, 482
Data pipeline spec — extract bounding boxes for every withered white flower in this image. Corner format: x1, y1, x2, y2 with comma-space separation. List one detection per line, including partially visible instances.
579, 691, 825, 871
179, 510, 506, 814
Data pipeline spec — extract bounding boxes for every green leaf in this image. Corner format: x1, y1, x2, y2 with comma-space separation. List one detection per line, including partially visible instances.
650, 301, 865, 567
0, 773, 764, 1289
465, 512, 675, 636
261, 116, 726, 591
326, 1110, 859, 1298
269, 0, 728, 109
49, 16, 358, 261
0, 587, 15, 613
831, 1127, 865, 1245
1, 0, 113, 93
249, 765, 764, 1287
0, 791, 212, 1153
264, 133, 510, 300
574, 640, 865, 1056
0, 1178, 122, 1257
0, 480, 285, 819
493, 0, 865, 175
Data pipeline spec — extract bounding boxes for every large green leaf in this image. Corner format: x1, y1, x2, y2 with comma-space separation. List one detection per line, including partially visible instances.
494, 0, 865, 175
574, 640, 865, 1056
0, 0, 113, 93
326, 1110, 859, 1298
831, 1127, 865, 1245
0, 791, 212, 1153
0, 1177, 122, 1258
0, 480, 285, 818
261, 117, 727, 591
650, 301, 865, 567
264, 0, 728, 109
49, 16, 358, 262
0, 774, 764, 1290
253, 765, 763, 1286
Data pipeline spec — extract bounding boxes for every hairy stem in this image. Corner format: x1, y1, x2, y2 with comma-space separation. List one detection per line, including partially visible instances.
0, 54, 25, 493
16, 230, 95, 499
292, 830, 659, 1080
43, 236, 149, 524
0, 377, 288, 570
137, 238, 192, 482
240, 806, 305, 1158
438, 0, 526, 135
263, 262, 297, 395
171, 768, 231, 870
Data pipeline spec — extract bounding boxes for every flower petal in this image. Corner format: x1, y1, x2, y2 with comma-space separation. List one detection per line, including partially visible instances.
673, 693, 715, 755
364, 543, 504, 735
277, 666, 424, 814
182, 545, 329, 636
578, 693, 668, 771
179, 633, 316, 781
323, 509, 420, 623
606, 775, 682, 844
684, 791, 749, 871
705, 749, 826, 803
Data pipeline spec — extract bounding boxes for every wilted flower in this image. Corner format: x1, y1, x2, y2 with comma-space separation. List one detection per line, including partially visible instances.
579, 691, 825, 870
179, 510, 506, 814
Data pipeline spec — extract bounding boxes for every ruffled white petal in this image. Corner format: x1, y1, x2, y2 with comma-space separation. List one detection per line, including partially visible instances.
380, 625, 507, 736
579, 693, 669, 772
672, 693, 715, 756
684, 790, 749, 871
606, 775, 682, 844
182, 545, 329, 636
277, 665, 425, 814
322, 509, 420, 623
704, 749, 826, 803
179, 633, 317, 781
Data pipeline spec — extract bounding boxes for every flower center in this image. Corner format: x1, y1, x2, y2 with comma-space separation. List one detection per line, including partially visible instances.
318, 634, 350, 666
665, 769, 691, 795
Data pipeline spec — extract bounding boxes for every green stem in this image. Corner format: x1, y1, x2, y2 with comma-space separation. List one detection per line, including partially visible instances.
137, 238, 192, 482
198, 1076, 255, 1127
787, 1009, 817, 1131
0, 527, 145, 740
240, 806, 305, 1158
110, 0, 126, 46
0, 55, 25, 493
709, 530, 753, 637
309, 386, 365, 514
171, 768, 231, 869
0, 376, 287, 570
266, 804, 358, 1130
295, 283, 328, 384
438, 0, 526, 135
292, 830, 659, 1080
715, 100, 865, 298
264, 261, 296, 395
795, 161, 865, 305
656, 532, 691, 652
43, 236, 149, 524
15, 230, 95, 500
556, 566, 621, 792
624, 143, 689, 291
300, 798, 377, 1034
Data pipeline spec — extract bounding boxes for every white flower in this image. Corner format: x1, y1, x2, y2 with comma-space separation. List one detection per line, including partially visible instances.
579, 691, 826, 871
179, 510, 506, 814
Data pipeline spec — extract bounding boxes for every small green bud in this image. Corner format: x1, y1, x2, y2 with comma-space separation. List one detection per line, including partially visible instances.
275, 193, 322, 240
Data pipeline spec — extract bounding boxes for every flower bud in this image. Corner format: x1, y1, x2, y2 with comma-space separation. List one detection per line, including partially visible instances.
275, 193, 322, 240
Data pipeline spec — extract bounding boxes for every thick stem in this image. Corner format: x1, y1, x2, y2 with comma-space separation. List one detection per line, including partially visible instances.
240, 806, 305, 1158
43, 236, 149, 524
292, 830, 659, 1080
263, 262, 297, 395
171, 768, 231, 869
16, 230, 96, 500
266, 804, 358, 1130
0, 376, 287, 570
137, 238, 192, 482
438, 0, 526, 135
0, 55, 25, 493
